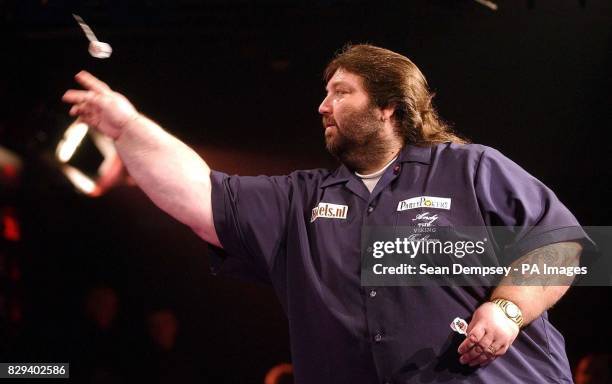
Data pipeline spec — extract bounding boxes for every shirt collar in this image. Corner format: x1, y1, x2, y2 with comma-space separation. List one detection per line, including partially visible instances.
320, 144, 433, 188
397, 144, 432, 164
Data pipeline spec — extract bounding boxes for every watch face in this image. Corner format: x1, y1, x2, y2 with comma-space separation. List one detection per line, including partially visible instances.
506, 303, 519, 318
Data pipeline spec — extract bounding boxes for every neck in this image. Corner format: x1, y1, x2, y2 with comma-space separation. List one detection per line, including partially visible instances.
349, 140, 403, 174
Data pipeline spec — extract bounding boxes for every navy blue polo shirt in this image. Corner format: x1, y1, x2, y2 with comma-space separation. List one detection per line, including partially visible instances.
208, 143, 588, 384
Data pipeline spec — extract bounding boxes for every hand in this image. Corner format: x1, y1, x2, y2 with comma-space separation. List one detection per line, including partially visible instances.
62, 71, 139, 139
457, 302, 519, 367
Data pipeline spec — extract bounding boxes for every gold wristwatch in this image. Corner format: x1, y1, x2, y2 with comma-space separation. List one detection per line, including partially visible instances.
491, 298, 524, 328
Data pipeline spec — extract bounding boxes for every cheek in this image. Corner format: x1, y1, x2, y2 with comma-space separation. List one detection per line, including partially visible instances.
332, 98, 346, 110
332, 102, 354, 121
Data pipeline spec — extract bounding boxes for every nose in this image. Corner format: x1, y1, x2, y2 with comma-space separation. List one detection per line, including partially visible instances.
318, 94, 332, 115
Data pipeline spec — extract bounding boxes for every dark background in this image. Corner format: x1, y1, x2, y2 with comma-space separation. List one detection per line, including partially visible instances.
1, 0, 611, 383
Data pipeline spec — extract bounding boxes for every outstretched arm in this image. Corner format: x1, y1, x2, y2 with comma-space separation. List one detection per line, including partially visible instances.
62, 71, 221, 247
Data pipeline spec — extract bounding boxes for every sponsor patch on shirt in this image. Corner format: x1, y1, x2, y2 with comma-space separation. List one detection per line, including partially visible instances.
397, 196, 451, 211
311, 202, 348, 222
412, 212, 439, 227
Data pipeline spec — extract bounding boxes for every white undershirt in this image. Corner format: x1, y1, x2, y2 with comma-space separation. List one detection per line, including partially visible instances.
355, 156, 398, 193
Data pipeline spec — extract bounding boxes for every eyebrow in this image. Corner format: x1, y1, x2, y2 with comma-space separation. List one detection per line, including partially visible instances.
325, 80, 353, 92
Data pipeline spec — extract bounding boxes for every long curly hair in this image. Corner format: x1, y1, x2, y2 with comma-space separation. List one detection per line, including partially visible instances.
324, 44, 468, 146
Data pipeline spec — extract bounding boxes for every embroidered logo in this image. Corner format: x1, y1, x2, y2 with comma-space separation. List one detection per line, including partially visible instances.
412, 212, 439, 227
397, 196, 451, 211
311, 202, 348, 222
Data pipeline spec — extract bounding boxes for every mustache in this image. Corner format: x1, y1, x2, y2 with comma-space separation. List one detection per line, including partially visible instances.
322, 117, 337, 127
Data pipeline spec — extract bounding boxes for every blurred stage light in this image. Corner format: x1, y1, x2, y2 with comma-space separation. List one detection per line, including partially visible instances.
474, 0, 498, 11
2, 207, 21, 242
61, 165, 97, 195
56, 120, 88, 163
0, 146, 22, 189
55, 120, 124, 197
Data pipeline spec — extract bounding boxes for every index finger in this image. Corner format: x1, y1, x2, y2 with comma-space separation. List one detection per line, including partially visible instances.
62, 89, 92, 104
75, 70, 111, 93
458, 325, 484, 354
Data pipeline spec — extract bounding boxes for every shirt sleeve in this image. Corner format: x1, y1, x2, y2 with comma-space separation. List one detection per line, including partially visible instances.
474, 147, 593, 261
207, 170, 293, 284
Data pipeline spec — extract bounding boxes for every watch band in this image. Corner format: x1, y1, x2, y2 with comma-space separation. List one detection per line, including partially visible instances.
491, 298, 524, 328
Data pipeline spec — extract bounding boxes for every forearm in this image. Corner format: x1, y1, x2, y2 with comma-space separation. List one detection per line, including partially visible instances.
114, 114, 219, 245
62, 71, 221, 246
491, 241, 582, 325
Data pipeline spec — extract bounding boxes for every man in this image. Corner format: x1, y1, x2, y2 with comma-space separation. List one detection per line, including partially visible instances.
63, 44, 588, 383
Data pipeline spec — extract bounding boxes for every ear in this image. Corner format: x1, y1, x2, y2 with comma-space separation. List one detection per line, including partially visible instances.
380, 104, 395, 122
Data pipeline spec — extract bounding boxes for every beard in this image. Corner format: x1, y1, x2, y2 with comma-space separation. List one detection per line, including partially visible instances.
323, 104, 390, 171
